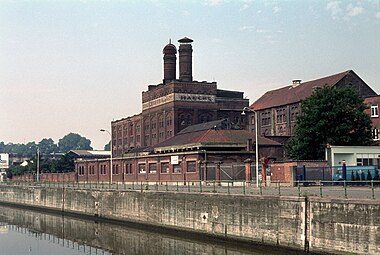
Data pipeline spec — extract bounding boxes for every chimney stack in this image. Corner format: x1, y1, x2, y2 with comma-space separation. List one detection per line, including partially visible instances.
178, 37, 193, 82
292, 79, 302, 87
162, 40, 177, 84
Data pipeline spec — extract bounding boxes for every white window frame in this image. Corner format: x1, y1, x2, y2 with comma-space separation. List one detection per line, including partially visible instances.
373, 128, 379, 141
371, 104, 379, 117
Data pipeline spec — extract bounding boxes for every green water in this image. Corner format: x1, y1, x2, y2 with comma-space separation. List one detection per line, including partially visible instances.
0, 205, 304, 255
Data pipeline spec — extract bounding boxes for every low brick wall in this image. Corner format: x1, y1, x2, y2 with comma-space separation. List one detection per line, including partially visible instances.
11, 172, 77, 182
0, 185, 379, 254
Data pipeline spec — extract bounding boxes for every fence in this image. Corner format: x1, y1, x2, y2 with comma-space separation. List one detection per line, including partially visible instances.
2, 179, 380, 200
295, 165, 380, 182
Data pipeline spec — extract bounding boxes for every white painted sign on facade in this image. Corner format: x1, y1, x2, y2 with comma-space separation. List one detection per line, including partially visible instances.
171, 155, 179, 165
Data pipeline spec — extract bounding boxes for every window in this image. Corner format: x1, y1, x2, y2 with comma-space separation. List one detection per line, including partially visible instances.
200, 113, 211, 123
261, 111, 271, 126
186, 161, 197, 172
363, 158, 374, 166
166, 115, 172, 126
148, 163, 157, 173
356, 154, 377, 166
371, 104, 379, 117
161, 162, 169, 173
78, 166, 85, 176
186, 114, 192, 125
290, 105, 299, 122
129, 124, 134, 135
173, 162, 182, 173
100, 165, 107, 175
112, 164, 119, 175
179, 114, 186, 126
89, 166, 95, 175
138, 163, 146, 174
126, 163, 133, 174
373, 128, 379, 141
276, 108, 286, 123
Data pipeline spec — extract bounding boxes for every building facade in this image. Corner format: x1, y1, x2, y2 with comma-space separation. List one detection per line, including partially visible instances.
248, 70, 378, 142
76, 119, 283, 183
111, 37, 249, 157
325, 145, 380, 167
364, 96, 380, 143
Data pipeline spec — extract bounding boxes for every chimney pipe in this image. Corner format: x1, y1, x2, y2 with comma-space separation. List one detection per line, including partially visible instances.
178, 37, 193, 82
162, 41, 177, 84
292, 79, 302, 86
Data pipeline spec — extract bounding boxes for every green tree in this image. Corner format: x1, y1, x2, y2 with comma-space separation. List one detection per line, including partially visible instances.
55, 153, 75, 172
0, 142, 5, 152
104, 141, 111, 151
38, 138, 58, 155
287, 87, 373, 160
58, 133, 92, 153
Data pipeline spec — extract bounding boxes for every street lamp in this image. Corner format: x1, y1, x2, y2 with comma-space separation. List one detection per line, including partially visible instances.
241, 107, 259, 188
100, 129, 113, 184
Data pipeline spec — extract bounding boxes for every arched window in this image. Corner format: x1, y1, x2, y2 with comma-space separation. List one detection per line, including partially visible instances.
186, 114, 192, 125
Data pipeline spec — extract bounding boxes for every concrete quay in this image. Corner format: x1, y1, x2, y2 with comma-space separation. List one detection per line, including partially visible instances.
0, 184, 379, 254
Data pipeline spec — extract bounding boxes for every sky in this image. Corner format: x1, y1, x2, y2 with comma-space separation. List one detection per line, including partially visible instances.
1, 0, 379, 150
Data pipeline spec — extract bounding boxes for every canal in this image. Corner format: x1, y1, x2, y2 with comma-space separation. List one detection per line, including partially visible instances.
0, 205, 306, 255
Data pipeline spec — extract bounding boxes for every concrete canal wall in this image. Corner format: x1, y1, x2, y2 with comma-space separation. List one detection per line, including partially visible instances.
0, 185, 379, 254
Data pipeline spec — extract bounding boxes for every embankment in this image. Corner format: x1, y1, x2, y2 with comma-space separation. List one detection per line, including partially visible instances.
0, 185, 379, 254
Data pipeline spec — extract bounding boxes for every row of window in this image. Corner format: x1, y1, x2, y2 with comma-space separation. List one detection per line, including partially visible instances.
357, 154, 380, 166
147, 90, 212, 101
276, 108, 286, 123
138, 161, 196, 174
259, 106, 300, 126
78, 161, 198, 176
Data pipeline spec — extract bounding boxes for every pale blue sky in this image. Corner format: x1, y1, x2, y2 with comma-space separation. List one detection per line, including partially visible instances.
1, 0, 379, 149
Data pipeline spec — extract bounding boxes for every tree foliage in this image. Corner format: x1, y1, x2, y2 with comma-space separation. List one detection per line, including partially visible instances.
38, 138, 58, 155
58, 133, 92, 153
104, 141, 111, 151
1, 132, 91, 177
0, 141, 37, 156
287, 86, 373, 160
6, 153, 75, 177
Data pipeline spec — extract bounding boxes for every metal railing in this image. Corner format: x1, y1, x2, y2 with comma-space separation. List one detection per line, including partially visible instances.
1, 180, 380, 200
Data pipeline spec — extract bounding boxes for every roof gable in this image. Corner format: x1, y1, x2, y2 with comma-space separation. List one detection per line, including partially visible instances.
251, 70, 351, 110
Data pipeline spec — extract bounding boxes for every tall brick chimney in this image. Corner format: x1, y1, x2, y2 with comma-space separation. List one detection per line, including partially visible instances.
178, 37, 193, 82
163, 40, 177, 84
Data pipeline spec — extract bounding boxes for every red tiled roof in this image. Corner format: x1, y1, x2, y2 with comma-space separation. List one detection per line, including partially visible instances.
251, 70, 352, 110
154, 129, 281, 149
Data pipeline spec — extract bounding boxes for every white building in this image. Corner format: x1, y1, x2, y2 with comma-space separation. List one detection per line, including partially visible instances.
0, 153, 9, 182
325, 145, 380, 167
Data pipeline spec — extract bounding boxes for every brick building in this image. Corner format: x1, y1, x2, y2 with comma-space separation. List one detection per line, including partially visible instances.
364, 95, 380, 143
111, 37, 249, 157
248, 70, 378, 143
76, 119, 282, 183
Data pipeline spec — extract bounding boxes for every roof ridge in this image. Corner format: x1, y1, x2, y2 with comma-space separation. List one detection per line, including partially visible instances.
251, 70, 354, 110
196, 129, 214, 143
261, 70, 351, 95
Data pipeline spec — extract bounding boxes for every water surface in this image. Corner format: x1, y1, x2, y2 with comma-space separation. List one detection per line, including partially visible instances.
0, 205, 303, 255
